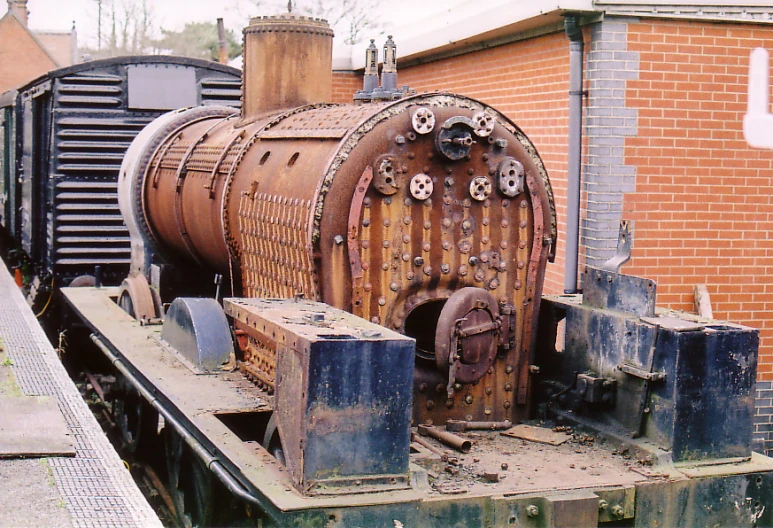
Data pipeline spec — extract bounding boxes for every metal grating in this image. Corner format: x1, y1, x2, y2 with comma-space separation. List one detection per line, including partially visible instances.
0, 263, 162, 528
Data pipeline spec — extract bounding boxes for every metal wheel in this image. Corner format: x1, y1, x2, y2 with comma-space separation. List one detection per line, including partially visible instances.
117, 275, 160, 321
113, 376, 158, 454
164, 427, 217, 528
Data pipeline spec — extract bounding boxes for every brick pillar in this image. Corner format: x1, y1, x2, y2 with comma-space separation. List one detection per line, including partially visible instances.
7, 0, 28, 26
583, 17, 639, 269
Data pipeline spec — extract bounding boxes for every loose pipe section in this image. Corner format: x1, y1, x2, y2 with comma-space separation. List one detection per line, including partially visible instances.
564, 15, 584, 294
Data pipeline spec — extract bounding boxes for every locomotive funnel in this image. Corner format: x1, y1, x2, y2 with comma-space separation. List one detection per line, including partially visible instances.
242, 14, 334, 120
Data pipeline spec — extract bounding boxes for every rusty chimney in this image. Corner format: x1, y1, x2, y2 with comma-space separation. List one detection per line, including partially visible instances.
241, 14, 334, 120
7, 0, 28, 26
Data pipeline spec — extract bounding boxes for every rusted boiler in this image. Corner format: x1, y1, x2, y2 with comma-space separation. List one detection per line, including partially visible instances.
118, 14, 556, 426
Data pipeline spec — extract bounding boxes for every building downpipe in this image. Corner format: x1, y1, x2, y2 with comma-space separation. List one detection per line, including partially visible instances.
564, 15, 584, 294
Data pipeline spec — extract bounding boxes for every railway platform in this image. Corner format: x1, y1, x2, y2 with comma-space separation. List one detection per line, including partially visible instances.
0, 262, 161, 528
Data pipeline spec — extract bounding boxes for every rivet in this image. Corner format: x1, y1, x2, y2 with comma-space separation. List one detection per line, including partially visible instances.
495, 138, 507, 149
362, 240, 370, 249
454, 383, 463, 391
384, 218, 391, 228
503, 400, 511, 409
504, 382, 512, 391
443, 196, 452, 205
517, 261, 525, 269
442, 241, 452, 250
363, 219, 370, 227
378, 297, 386, 306
489, 278, 500, 289
502, 199, 509, 208
445, 177, 454, 187
467, 168, 475, 175
474, 270, 485, 282
499, 262, 508, 272
364, 283, 372, 292
446, 167, 453, 174
485, 387, 492, 395
414, 257, 424, 267
403, 234, 411, 244
423, 166, 430, 173
482, 153, 489, 161
371, 316, 380, 324
385, 197, 392, 205
404, 198, 412, 207
465, 394, 474, 404
408, 152, 415, 160
362, 262, 370, 270
390, 282, 399, 292
480, 254, 489, 263
424, 198, 432, 207
423, 265, 433, 276
501, 219, 509, 228
426, 400, 435, 410
463, 198, 471, 207
469, 256, 479, 266
505, 365, 514, 374
364, 197, 371, 207
520, 199, 528, 209
424, 221, 432, 230
441, 264, 451, 274
484, 199, 491, 208
442, 218, 452, 228
462, 220, 472, 230
382, 263, 389, 270
406, 271, 415, 280
514, 280, 522, 290
519, 221, 527, 229
482, 236, 490, 244
383, 240, 390, 248
459, 241, 471, 253
519, 240, 526, 249
458, 265, 468, 276
403, 215, 412, 225
500, 241, 508, 249
396, 135, 405, 145
423, 243, 431, 252
402, 253, 410, 262
481, 217, 489, 226
445, 399, 454, 409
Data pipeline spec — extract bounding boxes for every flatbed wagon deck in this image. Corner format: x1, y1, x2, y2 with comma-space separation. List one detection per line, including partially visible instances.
62, 285, 773, 527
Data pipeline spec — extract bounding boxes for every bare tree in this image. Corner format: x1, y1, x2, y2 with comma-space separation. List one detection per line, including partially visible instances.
234, 0, 383, 45
86, 0, 157, 58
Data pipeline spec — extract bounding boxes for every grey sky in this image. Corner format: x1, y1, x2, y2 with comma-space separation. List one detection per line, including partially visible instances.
25, 0, 474, 50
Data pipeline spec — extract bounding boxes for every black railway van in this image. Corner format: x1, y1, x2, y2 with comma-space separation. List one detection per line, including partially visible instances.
0, 56, 241, 297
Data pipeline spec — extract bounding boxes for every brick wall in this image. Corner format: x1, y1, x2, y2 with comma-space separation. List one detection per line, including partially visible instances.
0, 14, 57, 93
618, 17, 773, 455
332, 71, 361, 104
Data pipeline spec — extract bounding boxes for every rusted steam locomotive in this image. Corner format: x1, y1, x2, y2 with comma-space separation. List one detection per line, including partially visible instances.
57, 14, 773, 528
116, 14, 555, 429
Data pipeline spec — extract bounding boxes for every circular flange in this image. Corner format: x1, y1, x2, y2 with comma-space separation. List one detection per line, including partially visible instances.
470, 176, 492, 201
410, 173, 434, 200
411, 107, 436, 134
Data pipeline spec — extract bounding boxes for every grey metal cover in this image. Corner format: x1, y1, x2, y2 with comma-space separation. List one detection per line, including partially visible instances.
127, 64, 197, 110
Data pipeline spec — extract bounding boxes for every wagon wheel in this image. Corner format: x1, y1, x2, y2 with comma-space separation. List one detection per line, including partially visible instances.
117, 275, 160, 321
164, 427, 217, 528
112, 376, 158, 454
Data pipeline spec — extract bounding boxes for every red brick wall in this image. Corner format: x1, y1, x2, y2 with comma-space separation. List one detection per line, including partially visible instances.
332, 71, 361, 104
0, 14, 56, 93
395, 32, 574, 294
623, 20, 773, 379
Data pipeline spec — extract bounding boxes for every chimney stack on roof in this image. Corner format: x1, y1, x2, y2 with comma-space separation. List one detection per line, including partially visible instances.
7, 0, 28, 26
